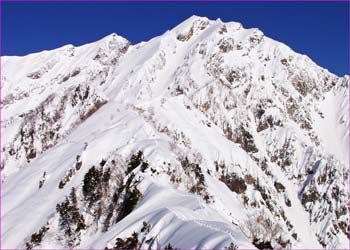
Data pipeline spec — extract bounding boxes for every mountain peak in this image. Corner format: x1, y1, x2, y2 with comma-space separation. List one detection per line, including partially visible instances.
96, 32, 130, 45
172, 15, 211, 33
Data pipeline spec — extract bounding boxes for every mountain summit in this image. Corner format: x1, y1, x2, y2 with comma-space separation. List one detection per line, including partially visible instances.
2, 16, 349, 249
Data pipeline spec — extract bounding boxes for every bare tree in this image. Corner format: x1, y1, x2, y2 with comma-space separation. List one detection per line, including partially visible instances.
244, 210, 283, 247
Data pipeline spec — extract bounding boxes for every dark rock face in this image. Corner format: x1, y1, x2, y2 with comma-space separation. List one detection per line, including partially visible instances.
270, 138, 294, 170
256, 115, 282, 132
218, 38, 235, 53
233, 126, 258, 153
220, 173, 247, 194
244, 174, 256, 186
274, 181, 286, 193
301, 187, 320, 205
177, 27, 194, 42
253, 239, 273, 250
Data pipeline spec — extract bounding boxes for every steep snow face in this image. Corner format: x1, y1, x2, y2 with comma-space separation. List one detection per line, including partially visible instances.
2, 34, 131, 177
1, 16, 349, 249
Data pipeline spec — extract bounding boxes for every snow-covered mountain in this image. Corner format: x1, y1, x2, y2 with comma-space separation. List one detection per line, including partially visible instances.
1, 16, 349, 249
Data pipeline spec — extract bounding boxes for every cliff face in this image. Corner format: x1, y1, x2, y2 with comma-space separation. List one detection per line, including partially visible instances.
2, 16, 349, 249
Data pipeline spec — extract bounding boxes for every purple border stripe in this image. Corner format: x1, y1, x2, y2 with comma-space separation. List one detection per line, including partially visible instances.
0, 1, 349, 250
1, 0, 350, 2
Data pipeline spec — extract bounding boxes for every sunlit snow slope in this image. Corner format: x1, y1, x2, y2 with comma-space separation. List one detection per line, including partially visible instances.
1, 16, 349, 249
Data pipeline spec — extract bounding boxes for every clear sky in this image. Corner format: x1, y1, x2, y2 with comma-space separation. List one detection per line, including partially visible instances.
2, 2, 349, 76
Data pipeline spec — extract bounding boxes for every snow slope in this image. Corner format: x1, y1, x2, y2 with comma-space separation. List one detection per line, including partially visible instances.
1, 16, 349, 249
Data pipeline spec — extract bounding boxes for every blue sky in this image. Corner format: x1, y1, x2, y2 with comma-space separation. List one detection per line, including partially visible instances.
2, 2, 349, 76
